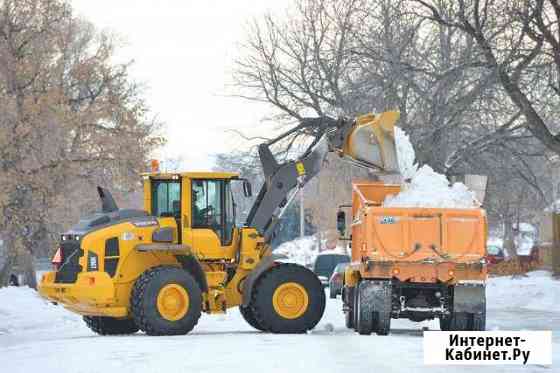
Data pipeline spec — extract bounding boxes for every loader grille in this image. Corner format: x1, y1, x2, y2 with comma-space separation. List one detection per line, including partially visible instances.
55, 240, 83, 284
104, 237, 120, 277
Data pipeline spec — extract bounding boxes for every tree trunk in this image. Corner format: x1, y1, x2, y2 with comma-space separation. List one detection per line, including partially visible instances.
503, 215, 517, 260
0, 237, 16, 287
22, 251, 37, 289
0, 255, 14, 287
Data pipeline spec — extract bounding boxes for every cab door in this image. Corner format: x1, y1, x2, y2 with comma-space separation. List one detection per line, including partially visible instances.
190, 179, 238, 259
150, 178, 182, 242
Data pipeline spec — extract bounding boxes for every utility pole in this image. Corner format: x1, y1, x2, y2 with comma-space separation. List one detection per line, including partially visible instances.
553, 212, 560, 278
299, 189, 305, 238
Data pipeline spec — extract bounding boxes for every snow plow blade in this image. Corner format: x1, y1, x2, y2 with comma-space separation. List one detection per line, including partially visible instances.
342, 111, 399, 173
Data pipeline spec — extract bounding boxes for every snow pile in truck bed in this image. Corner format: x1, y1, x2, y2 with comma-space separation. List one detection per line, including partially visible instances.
394, 127, 418, 180
384, 164, 478, 208
386, 128, 478, 209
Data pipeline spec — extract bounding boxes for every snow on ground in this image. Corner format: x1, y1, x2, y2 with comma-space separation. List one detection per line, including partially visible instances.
1, 272, 558, 373
386, 128, 478, 209
487, 271, 559, 313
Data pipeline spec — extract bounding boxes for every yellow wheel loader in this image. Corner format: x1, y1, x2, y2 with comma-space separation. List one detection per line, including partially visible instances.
38, 111, 400, 336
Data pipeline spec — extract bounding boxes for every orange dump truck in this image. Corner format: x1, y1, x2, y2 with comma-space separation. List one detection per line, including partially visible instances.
337, 182, 487, 335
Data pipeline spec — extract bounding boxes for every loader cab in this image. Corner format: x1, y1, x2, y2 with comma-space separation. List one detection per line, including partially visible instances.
143, 172, 250, 260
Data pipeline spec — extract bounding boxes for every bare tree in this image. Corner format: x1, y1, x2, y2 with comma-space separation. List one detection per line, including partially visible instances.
0, 0, 163, 287
413, 0, 560, 155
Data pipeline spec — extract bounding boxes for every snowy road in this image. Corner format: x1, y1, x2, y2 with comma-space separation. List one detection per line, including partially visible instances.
1, 271, 558, 373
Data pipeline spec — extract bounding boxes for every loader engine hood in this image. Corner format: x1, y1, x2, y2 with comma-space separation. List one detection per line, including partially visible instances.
63, 186, 154, 238
64, 209, 151, 238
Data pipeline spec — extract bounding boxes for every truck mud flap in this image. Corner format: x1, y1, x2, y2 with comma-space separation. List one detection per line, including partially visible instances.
453, 284, 485, 314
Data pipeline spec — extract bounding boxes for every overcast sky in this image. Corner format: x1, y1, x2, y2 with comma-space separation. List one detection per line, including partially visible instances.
71, 0, 287, 170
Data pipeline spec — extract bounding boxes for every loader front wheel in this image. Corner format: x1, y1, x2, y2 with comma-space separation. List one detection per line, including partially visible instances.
131, 266, 202, 336
251, 263, 325, 333
239, 304, 265, 331
83, 316, 139, 335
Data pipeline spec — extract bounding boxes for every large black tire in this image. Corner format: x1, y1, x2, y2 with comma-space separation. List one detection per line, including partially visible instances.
356, 281, 373, 335
239, 304, 265, 331
441, 286, 486, 331
468, 289, 486, 331
439, 312, 469, 331
373, 283, 392, 336
83, 316, 139, 335
344, 287, 355, 329
467, 300, 486, 331
251, 263, 325, 333
131, 266, 202, 336
329, 286, 338, 299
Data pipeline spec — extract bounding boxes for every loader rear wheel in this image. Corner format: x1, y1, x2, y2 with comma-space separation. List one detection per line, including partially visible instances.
251, 263, 325, 333
83, 316, 139, 335
131, 266, 202, 336
239, 304, 265, 331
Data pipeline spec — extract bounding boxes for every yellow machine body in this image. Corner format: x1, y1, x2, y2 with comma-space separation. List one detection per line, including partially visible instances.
39, 171, 267, 317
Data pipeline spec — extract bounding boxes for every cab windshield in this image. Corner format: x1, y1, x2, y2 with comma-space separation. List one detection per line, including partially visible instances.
151, 180, 181, 218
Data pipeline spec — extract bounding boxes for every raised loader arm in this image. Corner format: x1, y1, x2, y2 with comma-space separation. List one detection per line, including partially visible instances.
245, 111, 400, 242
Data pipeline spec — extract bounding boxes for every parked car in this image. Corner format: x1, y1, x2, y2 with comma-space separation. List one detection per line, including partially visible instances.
312, 252, 350, 287
486, 243, 505, 265
329, 262, 349, 298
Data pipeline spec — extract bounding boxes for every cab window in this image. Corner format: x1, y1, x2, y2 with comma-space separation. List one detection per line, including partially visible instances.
152, 180, 181, 218
192, 179, 234, 245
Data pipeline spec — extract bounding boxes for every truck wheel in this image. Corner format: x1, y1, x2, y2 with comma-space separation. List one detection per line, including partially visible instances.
468, 301, 486, 331
468, 288, 486, 331
329, 285, 337, 299
344, 287, 355, 329
439, 312, 469, 331
83, 316, 139, 335
251, 263, 325, 333
356, 281, 373, 335
131, 266, 202, 336
373, 282, 392, 336
239, 304, 265, 331
353, 285, 359, 330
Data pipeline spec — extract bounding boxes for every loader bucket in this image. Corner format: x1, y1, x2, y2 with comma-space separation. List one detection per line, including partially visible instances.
342, 111, 400, 173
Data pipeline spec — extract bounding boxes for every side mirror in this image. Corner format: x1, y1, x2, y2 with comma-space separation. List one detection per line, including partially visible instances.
243, 180, 252, 197
337, 210, 346, 237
